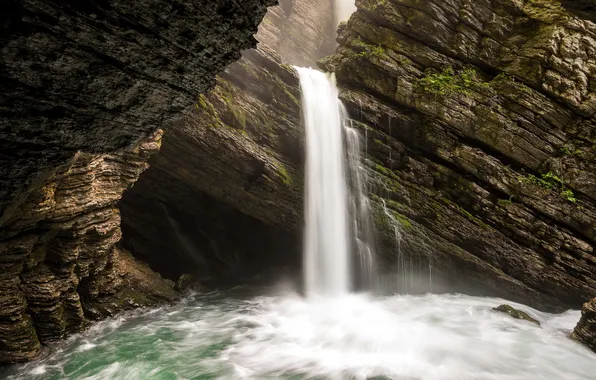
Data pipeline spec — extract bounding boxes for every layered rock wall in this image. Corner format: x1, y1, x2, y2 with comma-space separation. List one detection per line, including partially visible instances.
0, 0, 275, 363
0, 132, 178, 363
319, 0, 596, 310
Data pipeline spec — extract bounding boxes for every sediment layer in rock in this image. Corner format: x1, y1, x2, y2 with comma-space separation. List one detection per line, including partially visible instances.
0, 131, 177, 362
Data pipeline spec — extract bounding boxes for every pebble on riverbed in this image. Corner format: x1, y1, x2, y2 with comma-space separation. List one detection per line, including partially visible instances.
494, 304, 540, 326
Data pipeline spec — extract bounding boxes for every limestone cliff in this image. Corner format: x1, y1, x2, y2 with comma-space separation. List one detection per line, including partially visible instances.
0, 0, 275, 363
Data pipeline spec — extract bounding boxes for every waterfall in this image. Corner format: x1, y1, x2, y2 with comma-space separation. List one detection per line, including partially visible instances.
334, 0, 357, 26
296, 67, 374, 296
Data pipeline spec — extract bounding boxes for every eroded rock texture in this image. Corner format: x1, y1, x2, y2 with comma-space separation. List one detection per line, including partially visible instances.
0, 132, 177, 362
319, 0, 596, 310
0, 0, 275, 363
0, 0, 275, 221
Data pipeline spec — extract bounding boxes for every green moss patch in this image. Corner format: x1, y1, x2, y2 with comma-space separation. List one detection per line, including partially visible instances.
418, 67, 488, 96
518, 171, 577, 203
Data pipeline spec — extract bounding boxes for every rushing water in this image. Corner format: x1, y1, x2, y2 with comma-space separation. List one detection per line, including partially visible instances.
3, 288, 595, 380
345, 119, 376, 290
298, 68, 351, 296
297, 68, 375, 295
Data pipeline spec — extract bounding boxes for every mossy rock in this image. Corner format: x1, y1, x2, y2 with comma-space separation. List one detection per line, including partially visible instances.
494, 304, 540, 326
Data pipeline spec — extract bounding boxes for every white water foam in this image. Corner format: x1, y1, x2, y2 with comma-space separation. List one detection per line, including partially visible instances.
226, 294, 594, 380
2, 292, 594, 380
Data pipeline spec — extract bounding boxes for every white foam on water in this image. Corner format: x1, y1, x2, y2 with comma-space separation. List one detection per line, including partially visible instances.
224, 294, 596, 380
2, 293, 594, 380
77, 341, 96, 352
28, 366, 46, 376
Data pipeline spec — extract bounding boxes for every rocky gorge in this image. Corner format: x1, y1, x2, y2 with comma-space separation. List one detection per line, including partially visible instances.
1, 0, 596, 373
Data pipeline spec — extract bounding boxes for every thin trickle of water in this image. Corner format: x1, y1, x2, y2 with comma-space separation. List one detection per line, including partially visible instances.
297, 68, 350, 296
344, 119, 376, 290
380, 199, 407, 291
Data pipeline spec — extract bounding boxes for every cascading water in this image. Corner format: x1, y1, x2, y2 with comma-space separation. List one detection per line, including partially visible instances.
344, 116, 376, 290
296, 67, 375, 296
297, 68, 350, 296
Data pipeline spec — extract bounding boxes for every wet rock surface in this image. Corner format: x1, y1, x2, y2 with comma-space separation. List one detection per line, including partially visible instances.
175, 274, 202, 293
494, 304, 540, 325
573, 298, 596, 351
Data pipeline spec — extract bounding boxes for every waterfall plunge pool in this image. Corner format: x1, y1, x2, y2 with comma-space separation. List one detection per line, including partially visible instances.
2, 287, 595, 380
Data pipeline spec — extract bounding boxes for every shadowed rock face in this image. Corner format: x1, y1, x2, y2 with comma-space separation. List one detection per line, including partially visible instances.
0, 0, 276, 223
0, 0, 276, 363
563, 0, 596, 21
